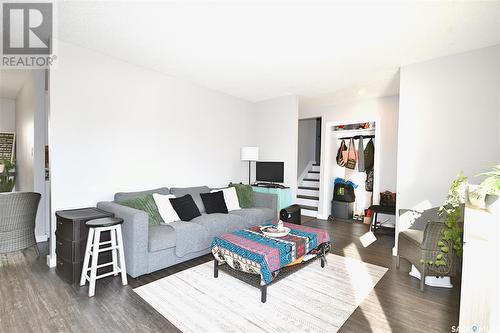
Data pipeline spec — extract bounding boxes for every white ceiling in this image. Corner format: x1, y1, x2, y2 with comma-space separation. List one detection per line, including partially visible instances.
0, 70, 30, 99
56, 1, 499, 103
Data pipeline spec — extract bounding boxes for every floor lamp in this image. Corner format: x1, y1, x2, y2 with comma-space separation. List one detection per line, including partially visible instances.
241, 147, 259, 185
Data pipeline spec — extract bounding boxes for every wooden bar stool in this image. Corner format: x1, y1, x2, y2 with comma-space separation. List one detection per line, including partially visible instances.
80, 217, 127, 297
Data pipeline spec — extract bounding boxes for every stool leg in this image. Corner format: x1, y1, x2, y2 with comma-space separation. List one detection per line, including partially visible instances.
80, 228, 94, 286
110, 229, 118, 276
88, 229, 101, 297
116, 225, 128, 286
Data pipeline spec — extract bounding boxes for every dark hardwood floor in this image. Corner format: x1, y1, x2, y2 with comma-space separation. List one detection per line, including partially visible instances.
0, 218, 460, 333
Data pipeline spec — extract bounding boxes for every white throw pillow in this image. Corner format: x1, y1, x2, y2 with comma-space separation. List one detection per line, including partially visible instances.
153, 193, 180, 223
211, 187, 241, 211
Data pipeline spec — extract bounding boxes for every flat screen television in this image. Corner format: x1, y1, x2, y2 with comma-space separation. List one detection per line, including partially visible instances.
256, 161, 284, 183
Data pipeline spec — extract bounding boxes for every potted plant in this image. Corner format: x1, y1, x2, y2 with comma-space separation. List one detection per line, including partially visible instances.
0, 158, 16, 192
422, 165, 500, 272
469, 165, 500, 208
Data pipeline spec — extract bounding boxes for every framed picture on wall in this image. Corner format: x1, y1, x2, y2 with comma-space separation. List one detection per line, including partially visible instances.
0, 132, 15, 162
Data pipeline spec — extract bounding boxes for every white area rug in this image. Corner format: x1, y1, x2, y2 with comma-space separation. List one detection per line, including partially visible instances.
134, 254, 388, 333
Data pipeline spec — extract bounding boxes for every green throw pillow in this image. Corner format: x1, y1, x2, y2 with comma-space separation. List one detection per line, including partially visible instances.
229, 184, 254, 208
119, 194, 164, 225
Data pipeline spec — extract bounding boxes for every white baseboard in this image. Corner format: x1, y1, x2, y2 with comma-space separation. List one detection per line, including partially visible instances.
46, 254, 56, 268
409, 265, 453, 288
392, 246, 397, 256
316, 214, 328, 220
36, 234, 48, 243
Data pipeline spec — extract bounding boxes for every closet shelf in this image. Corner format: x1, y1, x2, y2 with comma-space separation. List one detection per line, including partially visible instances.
338, 134, 375, 140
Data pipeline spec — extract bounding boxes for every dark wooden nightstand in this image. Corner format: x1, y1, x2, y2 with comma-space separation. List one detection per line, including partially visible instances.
55, 208, 113, 284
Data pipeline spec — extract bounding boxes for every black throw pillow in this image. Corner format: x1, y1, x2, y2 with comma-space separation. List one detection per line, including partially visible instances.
200, 191, 228, 214
169, 194, 201, 221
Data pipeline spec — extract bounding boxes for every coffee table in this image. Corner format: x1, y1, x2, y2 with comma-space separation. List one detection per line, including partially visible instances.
211, 222, 331, 303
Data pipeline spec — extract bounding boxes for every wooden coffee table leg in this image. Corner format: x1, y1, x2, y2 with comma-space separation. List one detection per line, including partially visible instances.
261, 285, 267, 303
214, 259, 219, 278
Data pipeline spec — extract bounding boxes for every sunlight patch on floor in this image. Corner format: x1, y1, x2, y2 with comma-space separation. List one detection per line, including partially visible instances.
342, 242, 391, 332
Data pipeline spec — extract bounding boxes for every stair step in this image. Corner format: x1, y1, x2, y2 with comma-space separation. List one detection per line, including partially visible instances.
297, 195, 319, 200
305, 173, 320, 180
301, 209, 317, 217
296, 197, 319, 207
313, 164, 320, 166
299, 205, 319, 211
297, 188, 319, 197
303, 178, 319, 182
308, 171, 320, 174
298, 186, 319, 191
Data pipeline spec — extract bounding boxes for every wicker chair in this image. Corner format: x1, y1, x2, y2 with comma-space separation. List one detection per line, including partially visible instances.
0, 192, 41, 255
396, 205, 463, 291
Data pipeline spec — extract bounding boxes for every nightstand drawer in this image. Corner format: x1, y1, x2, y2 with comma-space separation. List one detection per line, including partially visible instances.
56, 252, 113, 284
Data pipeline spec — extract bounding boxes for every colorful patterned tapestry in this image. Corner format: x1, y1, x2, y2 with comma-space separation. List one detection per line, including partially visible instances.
211, 223, 331, 285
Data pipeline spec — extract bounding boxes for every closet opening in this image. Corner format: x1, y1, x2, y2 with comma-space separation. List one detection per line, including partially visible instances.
323, 120, 394, 234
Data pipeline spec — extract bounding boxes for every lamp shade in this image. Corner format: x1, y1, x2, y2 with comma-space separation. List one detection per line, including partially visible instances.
241, 146, 259, 161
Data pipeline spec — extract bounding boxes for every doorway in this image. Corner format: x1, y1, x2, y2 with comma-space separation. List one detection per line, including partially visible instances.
0, 69, 50, 244
296, 117, 322, 217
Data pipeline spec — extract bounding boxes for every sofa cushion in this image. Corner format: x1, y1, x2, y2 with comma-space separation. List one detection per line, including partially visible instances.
115, 187, 169, 202
148, 225, 176, 252
169, 194, 201, 221
119, 194, 164, 225
200, 191, 228, 214
171, 186, 210, 213
400, 228, 424, 245
190, 213, 246, 239
227, 208, 275, 227
229, 183, 255, 208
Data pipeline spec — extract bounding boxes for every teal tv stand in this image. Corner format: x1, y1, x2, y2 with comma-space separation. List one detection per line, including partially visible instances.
252, 186, 292, 211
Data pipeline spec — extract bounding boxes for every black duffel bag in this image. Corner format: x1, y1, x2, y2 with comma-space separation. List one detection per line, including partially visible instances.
333, 182, 356, 202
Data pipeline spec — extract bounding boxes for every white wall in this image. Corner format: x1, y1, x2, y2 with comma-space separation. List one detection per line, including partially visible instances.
49, 41, 255, 212
397, 45, 500, 216
252, 95, 299, 196
297, 118, 316, 175
300, 95, 399, 218
15, 70, 47, 240
0, 98, 15, 132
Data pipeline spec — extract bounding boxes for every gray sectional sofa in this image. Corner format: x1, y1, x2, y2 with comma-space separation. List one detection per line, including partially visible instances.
97, 186, 277, 278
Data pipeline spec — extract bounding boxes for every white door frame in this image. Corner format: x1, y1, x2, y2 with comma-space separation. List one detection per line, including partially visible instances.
316, 119, 381, 220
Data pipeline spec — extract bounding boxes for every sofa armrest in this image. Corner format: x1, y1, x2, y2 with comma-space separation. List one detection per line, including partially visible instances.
97, 201, 149, 278
253, 192, 278, 213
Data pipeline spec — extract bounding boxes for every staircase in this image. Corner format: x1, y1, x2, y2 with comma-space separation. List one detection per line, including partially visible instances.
296, 164, 320, 217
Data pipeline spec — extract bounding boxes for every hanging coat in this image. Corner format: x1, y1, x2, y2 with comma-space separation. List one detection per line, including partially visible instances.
364, 139, 374, 171
357, 136, 365, 172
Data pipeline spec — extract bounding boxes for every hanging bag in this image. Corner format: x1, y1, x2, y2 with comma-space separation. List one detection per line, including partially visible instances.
364, 138, 374, 171
336, 140, 348, 167
333, 178, 357, 202
343, 138, 357, 170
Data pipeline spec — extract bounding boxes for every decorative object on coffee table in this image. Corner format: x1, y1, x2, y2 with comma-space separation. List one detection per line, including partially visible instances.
212, 222, 331, 302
